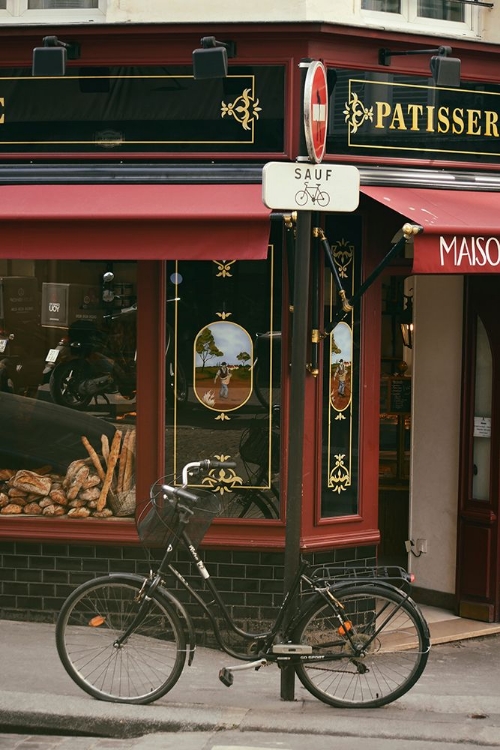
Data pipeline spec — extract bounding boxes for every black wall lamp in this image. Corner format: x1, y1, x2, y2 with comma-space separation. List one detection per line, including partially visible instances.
32, 35, 80, 77
379, 45, 461, 87
192, 36, 236, 80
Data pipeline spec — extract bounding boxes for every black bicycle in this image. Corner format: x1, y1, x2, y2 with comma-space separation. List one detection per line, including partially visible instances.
55, 459, 430, 708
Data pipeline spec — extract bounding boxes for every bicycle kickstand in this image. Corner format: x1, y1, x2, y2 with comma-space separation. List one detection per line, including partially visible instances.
219, 658, 268, 687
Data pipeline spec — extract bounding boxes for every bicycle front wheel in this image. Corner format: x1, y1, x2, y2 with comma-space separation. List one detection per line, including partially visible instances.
56, 575, 186, 704
293, 583, 430, 708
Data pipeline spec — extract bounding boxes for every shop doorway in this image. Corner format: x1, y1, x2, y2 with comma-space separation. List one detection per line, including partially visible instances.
457, 276, 500, 622
378, 275, 412, 568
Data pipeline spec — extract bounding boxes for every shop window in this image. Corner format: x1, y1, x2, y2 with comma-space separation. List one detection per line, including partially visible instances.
165, 249, 282, 520
320, 215, 362, 518
0, 259, 137, 522
0, 0, 105, 20
360, 0, 474, 32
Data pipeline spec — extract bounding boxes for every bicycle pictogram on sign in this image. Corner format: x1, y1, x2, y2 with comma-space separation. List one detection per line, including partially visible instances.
295, 182, 330, 208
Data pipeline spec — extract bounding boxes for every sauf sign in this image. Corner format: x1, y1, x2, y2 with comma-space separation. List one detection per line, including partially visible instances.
262, 162, 360, 212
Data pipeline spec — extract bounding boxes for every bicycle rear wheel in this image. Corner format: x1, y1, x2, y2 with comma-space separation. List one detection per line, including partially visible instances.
293, 583, 430, 708
56, 575, 186, 704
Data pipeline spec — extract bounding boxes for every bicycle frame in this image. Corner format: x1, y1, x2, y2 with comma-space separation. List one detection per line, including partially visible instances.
145, 516, 415, 666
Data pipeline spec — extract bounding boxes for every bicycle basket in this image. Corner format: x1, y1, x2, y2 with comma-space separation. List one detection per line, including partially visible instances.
137, 479, 221, 550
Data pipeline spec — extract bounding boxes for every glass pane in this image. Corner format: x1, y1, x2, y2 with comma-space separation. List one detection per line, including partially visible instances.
362, 0, 401, 10
165, 247, 282, 521
417, 0, 464, 21
321, 216, 362, 518
0, 2, 6, 8
28, 1, 98, 8
472, 317, 491, 502
0, 259, 137, 521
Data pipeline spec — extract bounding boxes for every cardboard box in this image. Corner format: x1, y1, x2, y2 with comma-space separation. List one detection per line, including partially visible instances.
41, 283, 102, 329
0, 277, 39, 327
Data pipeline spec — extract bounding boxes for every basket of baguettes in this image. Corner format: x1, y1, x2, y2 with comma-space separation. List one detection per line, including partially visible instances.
0, 428, 136, 519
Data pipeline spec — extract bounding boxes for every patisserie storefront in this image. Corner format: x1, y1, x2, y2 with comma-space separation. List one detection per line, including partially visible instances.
2, 21, 500, 624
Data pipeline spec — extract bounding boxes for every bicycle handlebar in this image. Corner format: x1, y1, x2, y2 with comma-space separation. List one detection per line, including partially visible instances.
160, 458, 237, 509
181, 458, 236, 485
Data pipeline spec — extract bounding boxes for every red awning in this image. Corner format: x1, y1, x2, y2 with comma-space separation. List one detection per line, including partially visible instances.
361, 186, 500, 274
0, 183, 271, 260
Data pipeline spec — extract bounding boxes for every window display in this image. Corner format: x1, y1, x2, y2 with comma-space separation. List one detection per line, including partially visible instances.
0, 259, 137, 521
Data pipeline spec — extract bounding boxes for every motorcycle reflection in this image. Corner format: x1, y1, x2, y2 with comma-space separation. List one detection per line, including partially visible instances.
43, 303, 187, 411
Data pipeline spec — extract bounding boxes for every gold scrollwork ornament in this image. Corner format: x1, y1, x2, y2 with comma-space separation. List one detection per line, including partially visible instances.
201, 455, 243, 494
221, 89, 262, 131
329, 454, 351, 493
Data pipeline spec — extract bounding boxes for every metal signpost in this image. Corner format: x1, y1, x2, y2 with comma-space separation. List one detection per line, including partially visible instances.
262, 59, 360, 700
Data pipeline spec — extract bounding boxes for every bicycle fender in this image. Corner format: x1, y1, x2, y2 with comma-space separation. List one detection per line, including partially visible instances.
327, 580, 430, 637
108, 572, 197, 665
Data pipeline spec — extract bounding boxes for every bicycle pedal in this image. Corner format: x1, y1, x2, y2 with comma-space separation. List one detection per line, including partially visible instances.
218, 667, 234, 687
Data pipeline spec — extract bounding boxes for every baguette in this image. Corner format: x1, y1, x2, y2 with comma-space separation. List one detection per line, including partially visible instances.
101, 434, 110, 466
116, 429, 130, 493
81, 436, 106, 482
123, 429, 136, 492
96, 430, 122, 512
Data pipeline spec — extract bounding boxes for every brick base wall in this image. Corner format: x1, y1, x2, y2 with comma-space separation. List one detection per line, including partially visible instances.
0, 541, 376, 644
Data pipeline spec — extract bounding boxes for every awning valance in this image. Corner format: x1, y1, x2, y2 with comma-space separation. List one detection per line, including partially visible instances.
361, 186, 500, 274
0, 183, 271, 261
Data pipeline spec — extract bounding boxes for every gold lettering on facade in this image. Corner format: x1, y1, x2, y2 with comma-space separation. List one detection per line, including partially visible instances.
345, 90, 500, 141
485, 110, 499, 137
407, 104, 423, 131
452, 108, 465, 135
0, 98, 5, 124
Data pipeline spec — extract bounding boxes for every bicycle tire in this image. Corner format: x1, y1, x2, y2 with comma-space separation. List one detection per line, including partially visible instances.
316, 191, 330, 208
219, 489, 279, 519
293, 583, 430, 708
294, 190, 308, 207
56, 575, 186, 704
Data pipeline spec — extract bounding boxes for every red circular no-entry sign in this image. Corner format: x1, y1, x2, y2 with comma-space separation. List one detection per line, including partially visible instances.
303, 60, 328, 163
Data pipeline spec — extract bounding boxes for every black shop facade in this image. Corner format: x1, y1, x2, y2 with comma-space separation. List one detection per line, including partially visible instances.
1, 22, 500, 626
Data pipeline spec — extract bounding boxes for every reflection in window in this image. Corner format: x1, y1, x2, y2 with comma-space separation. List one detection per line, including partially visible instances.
362, 0, 400, 10
165, 250, 282, 521
0, 259, 137, 521
28, 1, 98, 7
417, 0, 464, 20
362, 0, 465, 20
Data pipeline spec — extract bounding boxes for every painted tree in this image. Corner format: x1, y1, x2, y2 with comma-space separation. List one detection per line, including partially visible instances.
196, 327, 224, 369
236, 351, 251, 367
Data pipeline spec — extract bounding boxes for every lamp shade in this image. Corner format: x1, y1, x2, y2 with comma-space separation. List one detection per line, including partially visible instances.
193, 46, 228, 80
430, 55, 461, 87
32, 46, 67, 77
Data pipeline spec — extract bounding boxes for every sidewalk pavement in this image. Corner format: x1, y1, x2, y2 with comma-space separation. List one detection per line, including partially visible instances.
1, 617, 500, 747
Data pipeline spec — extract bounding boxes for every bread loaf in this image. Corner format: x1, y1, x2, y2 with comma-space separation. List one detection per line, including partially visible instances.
79, 487, 100, 502
11, 470, 52, 497
67, 466, 90, 501
67, 507, 91, 518
24, 502, 43, 515
49, 488, 68, 506
1, 503, 23, 514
